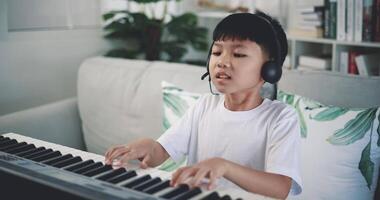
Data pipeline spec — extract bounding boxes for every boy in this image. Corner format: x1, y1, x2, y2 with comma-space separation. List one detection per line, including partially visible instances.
105, 12, 302, 199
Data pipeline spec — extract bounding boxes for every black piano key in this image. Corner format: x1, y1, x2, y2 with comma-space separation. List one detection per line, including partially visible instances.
160, 184, 190, 199
143, 180, 171, 194
0, 142, 27, 152
63, 159, 95, 171
51, 156, 82, 168
42, 154, 73, 165
31, 151, 62, 162
0, 138, 11, 144
0, 135, 3, 139
24, 149, 53, 159
5, 143, 35, 154
15, 147, 46, 157
122, 174, 151, 188
173, 187, 202, 200
81, 165, 113, 177
133, 177, 162, 191
0, 139, 17, 148
220, 195, 232, 200
96, 167, 126, 181
200, 192, 220, 200
72, 162, 103, 174
106, 170, 137, 184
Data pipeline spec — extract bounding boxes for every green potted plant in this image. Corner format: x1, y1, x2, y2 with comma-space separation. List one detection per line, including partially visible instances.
102, 0, 209, 63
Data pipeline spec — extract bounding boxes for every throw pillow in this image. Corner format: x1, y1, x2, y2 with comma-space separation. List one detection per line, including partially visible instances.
277, 90, 380, 200
158, 81, 201, 172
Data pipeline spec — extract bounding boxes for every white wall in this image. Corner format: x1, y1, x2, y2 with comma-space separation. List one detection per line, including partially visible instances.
0, 0, 111, 115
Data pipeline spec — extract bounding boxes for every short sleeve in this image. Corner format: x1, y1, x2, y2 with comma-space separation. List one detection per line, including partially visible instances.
266, 106, 303, 195
157, 95, 205, 163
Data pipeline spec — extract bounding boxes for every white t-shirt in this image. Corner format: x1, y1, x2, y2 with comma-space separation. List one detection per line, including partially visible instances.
157, 94, 303, 195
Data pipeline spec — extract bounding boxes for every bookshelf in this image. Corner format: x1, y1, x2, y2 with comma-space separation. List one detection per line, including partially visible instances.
286, 35, 380, 79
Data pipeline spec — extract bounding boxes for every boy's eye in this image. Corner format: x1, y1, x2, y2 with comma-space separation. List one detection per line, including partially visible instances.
234, 53, 246, 58
212, 52, 221, 56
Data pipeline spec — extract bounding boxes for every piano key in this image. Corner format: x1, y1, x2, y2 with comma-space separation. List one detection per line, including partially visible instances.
42, 154, 73, 165
173, 187, 202, 200
63, 159, 95, 171
143, 180, 171, 194
160, 184, 190, 199
6, 143, 35, 154
51, 156, 82, 168
96, 167, 126, 181
200, 191, 220, 200
0, 135, 3, 139
31, 151, 62, 162
220, 195, 232, 200
0, 137, 9, 143
0, 142, 27, 152
72, 162, 103, 174
133, 177, 162, 191
16, 147, 46, 157
122, 174, 151, 188
81, 165, 113, 177
106, 170, 137, 184
24, 148, 53, 159
0, 139, 17, 148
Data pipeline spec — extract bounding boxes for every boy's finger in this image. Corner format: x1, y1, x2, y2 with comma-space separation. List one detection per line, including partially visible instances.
175, 168, 197, 187
190, 169, 208, 188
171, 167, 186, 186
207, 171, 217, 190
140, 154, 151, 169
119, 150, 142, 165
107, 147, 130, 164
105, 145, 126, 162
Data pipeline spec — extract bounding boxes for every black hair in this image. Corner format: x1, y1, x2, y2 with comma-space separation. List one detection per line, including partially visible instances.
212, 12, 288, 66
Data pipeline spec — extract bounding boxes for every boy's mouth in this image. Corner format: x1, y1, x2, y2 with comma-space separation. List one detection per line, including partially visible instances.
216, 72, 231, 79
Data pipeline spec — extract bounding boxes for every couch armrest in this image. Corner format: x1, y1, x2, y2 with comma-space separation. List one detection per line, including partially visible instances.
0, 98, 85, 150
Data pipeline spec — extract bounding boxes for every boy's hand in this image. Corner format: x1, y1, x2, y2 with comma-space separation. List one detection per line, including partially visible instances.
170, 157, 229, 190
104, 138, 156, 169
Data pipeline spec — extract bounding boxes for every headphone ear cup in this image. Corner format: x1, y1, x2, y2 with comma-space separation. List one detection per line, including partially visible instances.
261, 61, 282, 84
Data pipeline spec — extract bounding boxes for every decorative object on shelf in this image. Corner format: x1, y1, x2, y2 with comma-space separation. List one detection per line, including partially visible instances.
102, 0, 208, 62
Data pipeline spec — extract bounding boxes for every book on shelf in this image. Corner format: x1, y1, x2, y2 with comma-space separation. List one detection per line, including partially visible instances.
348, 51, 359, 74
339, 51, 349, 73
298, 55, 332, 70
346, 0, 355, 41
297, 6, 325, 14
288, 28, 324, 38
296, 65, 327, 71
355, 53, 380, 76
354, 0, 363, 42
362, 0, 374, 41
375, 0, 380, 41
337, 0, 346, 41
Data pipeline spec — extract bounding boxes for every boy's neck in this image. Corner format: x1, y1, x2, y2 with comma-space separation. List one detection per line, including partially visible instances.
224, 91, 264, 111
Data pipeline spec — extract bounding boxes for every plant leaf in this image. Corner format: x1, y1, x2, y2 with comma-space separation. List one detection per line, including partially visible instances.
327, 109, 377, 145
104, 49, 140, 59
359, 140, 374, 190
311, 107, 349, 121
163, 93, 189, 117
295, 99, 307, 138
277, 90, 294, 106
158, 157, 186, 172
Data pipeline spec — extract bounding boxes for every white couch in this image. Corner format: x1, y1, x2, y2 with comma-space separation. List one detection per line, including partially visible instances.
0, 56, 379, 199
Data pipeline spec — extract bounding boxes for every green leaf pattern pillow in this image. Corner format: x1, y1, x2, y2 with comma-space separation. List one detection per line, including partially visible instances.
278, 90, 380, 199
158, 81, 201, 172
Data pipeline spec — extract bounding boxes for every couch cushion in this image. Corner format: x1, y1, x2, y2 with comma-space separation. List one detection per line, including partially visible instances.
278, 90, 380, 200
77, 57, 209, 154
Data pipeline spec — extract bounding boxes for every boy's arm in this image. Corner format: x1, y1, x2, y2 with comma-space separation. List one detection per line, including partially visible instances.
223, 159, 291, 199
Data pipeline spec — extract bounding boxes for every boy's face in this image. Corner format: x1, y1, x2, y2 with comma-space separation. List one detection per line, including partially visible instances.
209, 39, 267, 95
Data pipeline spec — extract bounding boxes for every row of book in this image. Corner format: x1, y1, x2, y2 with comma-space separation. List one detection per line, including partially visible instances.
289, 0, 380, 42
339, 51, 380, 75
295, 53, 380, 76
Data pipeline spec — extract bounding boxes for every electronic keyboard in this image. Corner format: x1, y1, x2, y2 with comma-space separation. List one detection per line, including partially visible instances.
0, 133, 271, 200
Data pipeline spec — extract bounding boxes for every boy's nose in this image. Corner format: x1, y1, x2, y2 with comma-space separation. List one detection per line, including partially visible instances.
216, 60, 231, 68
